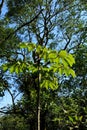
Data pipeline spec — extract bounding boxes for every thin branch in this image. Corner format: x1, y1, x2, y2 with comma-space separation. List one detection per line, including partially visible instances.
0, 110, 9, 114
14, 92, 21, 100
0, 0, 4, 14
68, 42, 82, 53
6, 87, 16, 113
47, 2, 81, 21
0, 9, 43, 44
63, 35, 71, 50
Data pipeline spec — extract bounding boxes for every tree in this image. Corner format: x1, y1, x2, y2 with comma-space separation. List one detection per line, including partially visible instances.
2, 42, 75, 130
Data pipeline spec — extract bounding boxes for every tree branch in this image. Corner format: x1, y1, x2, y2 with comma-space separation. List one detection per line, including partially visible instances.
6, 87, 16, 112
0, 0, 4, 14
0, 9, 43, 44
63, 35, 71, 50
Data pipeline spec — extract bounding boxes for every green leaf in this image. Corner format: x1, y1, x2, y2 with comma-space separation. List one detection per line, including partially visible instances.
62, 59, 69, 68
48, 51, 57, 59
68, 54, 75, 64
75, 115, 78, 121
69, 69, 76, 77
15, 66, 19, 74
28, 43, 36, 51
9, 64, 15, 73
59, 67, 63, 75
79, 116, 83, 121
68, 116, 74, 122
2, 64, 8, 71
63, 67, 70, 76
64, 56, 74, 67
19, 42, 28, 48
19, 42, 36, 51
41, 79, 58, 90
59, 50, 67, 58
43, 52, 48, 62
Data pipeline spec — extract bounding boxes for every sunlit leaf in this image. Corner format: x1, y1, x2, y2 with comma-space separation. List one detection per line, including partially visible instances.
9, 65, 15, 73
2, 64, 8, 71
79, 116, 83, 121
68, 116, 74, 122
69, 69, 76, 77
58, 50, 67, 58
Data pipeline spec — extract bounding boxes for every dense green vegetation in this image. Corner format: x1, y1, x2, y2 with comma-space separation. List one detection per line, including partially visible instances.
0, 0, 87, 130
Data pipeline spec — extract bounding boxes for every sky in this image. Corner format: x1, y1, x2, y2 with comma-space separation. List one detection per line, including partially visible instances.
0, 91, 12, 107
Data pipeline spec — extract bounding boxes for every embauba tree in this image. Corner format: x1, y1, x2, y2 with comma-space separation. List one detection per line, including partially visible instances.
2, 42, 75, 130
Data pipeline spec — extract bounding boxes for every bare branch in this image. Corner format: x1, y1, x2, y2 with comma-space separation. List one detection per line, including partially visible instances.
63, 35, 71, 50
0, 9, 43, 44
6, 88, 15, 110
0, 0, 4, 14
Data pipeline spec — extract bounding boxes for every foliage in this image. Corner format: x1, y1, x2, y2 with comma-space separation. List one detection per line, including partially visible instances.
0, 115, 29, 130
2, 42, 75, 90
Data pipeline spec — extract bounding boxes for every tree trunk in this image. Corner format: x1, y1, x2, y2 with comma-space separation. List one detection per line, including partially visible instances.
37, 61, 41, 130
37, 85, 40, 130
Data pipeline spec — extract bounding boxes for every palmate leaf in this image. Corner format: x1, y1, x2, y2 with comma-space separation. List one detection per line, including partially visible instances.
19, 42, 28, 48
41, 79, 58, 90
61, 59, 69, 68
69, 69, 76, 77
58, 50, 75, 67
2, 61, 27, 74
58, 50, 67, 58
28, 64, 38, 73
59, 67, 63, 75
2, 64, 9, 71
42, 52, 48, 62
2, 63, 15, 73
48, 50, 57, 59
68, 54, 75, 64
9, 64, 16, 73
19, 42, 36, 51
2, 43, 76, 90
64, 54, 75, 67
40, 71, 58, 90
58, 66, 76, 77
28, 43, 36, 51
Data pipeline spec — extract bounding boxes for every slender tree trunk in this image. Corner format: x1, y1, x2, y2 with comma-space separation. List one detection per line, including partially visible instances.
37, 60, 41, 130
37, 84, 40, 130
